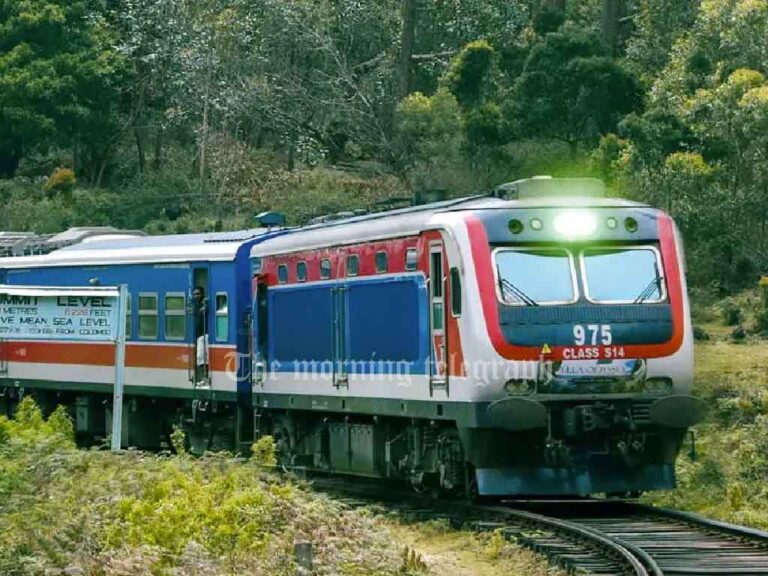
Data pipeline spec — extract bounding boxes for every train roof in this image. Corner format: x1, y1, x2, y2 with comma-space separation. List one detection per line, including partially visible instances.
250, 194, 650, 257
0, 228, 280, 269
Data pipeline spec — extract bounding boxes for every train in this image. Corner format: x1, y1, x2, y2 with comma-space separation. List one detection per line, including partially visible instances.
0, 177, 703, 497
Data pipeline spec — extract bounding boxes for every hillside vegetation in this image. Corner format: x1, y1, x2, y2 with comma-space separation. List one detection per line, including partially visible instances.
0, 399, 560, 576
2, 1, 767, 289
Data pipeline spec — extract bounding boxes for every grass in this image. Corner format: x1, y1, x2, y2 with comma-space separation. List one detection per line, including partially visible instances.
387, 520, 565, 576
643, 289, 768, 528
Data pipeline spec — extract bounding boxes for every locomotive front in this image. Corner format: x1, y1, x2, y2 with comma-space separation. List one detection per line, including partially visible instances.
459, 181, 702, 496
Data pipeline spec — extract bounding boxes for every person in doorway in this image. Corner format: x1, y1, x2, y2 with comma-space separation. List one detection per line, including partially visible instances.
192, 286, 208, 384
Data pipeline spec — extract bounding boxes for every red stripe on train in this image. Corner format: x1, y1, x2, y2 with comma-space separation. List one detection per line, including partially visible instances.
0, 341, 236, 371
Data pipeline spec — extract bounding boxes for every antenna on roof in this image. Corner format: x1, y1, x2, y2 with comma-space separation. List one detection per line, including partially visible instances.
255, 211, 286, 230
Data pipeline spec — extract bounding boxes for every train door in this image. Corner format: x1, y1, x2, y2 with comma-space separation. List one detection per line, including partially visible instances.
429, 241, 448, 392
251, 275, 269, 388
0, 270, 6, 378
189, 265, 212, 387
331, 250, 350, 389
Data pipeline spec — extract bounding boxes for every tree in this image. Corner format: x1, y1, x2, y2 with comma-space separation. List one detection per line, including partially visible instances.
441, 40, 496, 109
502, 26, 642, 150
395, 88, 463, 190
0, 0, 124, 180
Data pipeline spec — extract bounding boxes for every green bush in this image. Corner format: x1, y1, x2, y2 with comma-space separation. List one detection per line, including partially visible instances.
252, 435, 278, 467
0, 399, 410, 575
719, 299, 743, 326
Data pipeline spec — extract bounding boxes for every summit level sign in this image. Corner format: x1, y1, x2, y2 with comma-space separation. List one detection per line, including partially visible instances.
0, 288, 120, 341
0, 284, 128, 451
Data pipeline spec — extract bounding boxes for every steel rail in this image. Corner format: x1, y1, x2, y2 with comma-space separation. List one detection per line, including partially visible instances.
486, 505, 652, 576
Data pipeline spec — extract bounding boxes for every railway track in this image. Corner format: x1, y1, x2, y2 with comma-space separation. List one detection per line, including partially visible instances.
485, 500, 768, 575
303, 474, 768, 575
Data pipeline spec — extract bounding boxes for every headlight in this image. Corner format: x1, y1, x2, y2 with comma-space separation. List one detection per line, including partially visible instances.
504, 379, 535, 395
553, 210, 597, 239
644, 377, 673, 394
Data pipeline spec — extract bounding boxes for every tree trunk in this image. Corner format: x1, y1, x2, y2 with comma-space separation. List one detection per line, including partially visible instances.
397, 0, 417, 100
601, 0, 625, 55
199, 38, 214, 186
134, 127, 146, 173
153, 128, 163, 171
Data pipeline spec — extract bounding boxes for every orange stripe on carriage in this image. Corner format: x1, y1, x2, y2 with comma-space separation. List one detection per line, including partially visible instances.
0, 341, 236, 371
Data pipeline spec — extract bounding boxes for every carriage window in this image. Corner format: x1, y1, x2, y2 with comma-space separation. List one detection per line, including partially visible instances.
405, 248, 418, 270
125, 293, 132, 339
164, 293, 186, 340
320, 258, 331, 279
450, 267, 462, 316
277, 264, 288, 284
375, 251, 388, 273
347, 254, 359, 277
582, 247, 666, 304
296, 261, 307, 282
138, 293, 158, 339
495, 249, 576, 305
215, 293, 229, 341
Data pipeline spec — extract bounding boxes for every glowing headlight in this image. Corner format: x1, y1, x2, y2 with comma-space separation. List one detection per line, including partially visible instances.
553, 210, 597, 239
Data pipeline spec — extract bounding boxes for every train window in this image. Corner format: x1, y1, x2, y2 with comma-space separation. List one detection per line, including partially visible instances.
581, 247, 666, 304
375, 251, 388, 273
125, 293, 132, 339
430, 251, 443, 298
347, 254, 359, 277
164, 293, 186, 340
296, 261, 307, 282
495, 248, 577, 305
252, 257, 262, 275
215, 293, 229, 341
138, 293, 158, 339
277, 264, 288, 284
450, 267, 462, 316
405, 248, 418, 271
320, 258, 331, 279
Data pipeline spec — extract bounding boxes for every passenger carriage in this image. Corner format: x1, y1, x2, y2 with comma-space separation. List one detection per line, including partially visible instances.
0, 227, 287, 450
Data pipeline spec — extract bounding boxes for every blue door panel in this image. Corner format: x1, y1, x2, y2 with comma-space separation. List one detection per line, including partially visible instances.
269, 285, 334, 368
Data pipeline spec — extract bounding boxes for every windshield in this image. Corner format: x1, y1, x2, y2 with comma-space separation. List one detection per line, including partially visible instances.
582, 247, 665, 303
495, 248, 576, 305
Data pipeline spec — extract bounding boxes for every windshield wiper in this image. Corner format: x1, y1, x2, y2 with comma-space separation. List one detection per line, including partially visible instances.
634, 263, 663, 304
499, 278, 539, 306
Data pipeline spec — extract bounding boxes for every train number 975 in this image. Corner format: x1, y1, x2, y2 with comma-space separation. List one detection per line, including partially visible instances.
573, 324, 612, 346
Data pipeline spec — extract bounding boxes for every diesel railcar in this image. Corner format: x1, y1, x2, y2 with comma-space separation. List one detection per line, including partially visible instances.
248, 177, 702, 496
0, 177, 703, 496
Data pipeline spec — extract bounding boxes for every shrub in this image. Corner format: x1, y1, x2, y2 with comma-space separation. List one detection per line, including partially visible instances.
43, 167, 76, 194
252, 435, 278, 467
719, 300, 743, 326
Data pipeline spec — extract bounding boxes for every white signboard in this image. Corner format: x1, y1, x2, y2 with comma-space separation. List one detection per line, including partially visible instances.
0, 286, 120, 341
0, 284, 128, 451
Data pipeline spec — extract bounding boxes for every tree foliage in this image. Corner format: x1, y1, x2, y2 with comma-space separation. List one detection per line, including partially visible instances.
0, 0, 765, 288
